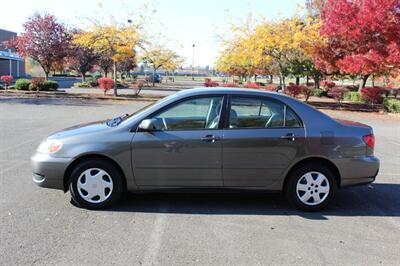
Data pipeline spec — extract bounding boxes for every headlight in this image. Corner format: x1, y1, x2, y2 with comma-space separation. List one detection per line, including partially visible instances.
37, 140, 63, 154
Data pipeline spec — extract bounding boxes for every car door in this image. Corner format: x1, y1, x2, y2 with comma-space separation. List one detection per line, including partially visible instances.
222, 95, 305, 187
132, 95, 225, 187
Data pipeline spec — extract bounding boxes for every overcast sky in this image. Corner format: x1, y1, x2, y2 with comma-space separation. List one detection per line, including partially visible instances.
0, 0, 302, 67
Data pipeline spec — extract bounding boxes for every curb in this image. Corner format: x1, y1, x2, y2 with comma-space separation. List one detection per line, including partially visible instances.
0, 90, 161, 102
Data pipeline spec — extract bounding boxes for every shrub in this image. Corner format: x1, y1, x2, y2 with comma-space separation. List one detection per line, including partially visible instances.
0, 75, 13, 89
204, 80, 219, 87
0, 85, 4, 90
243, 82, 260, 89
98, 77, 114, 95
15, 79, 31, 90
73, 82, 92, 88
328, 86, 349, 103
343, 91, 362, 102
301, 86, 314, 102
265, 84, 278, 91
222, 82, 240, 88
320, 80, 336, 89
361, 87, 387, 104
89, 80, 98, 87
286, 84, 304, 98
383, 98, 400, 113
313, 88, 326, 97
42, 80, 59, 91
29, 77, 45, 92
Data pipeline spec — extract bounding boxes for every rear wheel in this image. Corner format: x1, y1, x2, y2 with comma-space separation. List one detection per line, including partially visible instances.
69, 159, 124, 209
285, 163, 337, 211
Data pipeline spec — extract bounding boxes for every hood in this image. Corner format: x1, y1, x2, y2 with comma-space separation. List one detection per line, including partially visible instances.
49, 120, 110, 139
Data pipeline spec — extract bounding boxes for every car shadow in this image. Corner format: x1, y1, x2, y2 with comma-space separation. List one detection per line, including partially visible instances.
103, 183, 400, 219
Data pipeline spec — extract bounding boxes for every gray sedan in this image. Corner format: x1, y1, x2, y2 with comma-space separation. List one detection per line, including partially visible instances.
31, 88, 380, 211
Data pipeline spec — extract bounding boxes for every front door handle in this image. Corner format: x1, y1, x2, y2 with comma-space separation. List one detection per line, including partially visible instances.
281, 133, 296, 141
201, 135, 220, 143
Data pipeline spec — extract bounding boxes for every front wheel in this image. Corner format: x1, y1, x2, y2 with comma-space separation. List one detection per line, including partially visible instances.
69, 159, 124, 209
285, 163, 337, 211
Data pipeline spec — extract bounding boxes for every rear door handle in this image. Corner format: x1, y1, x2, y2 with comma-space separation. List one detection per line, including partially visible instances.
201, 135, 220, 143
281, 133, 296, 141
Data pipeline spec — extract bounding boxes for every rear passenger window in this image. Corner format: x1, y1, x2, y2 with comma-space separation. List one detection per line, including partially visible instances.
229, 96, 302, 128
285, 107, 302, 127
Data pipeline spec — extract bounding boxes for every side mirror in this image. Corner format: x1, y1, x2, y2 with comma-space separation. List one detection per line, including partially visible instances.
138, 118, 159, 131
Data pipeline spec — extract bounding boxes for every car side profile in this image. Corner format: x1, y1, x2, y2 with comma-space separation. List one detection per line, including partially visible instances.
31, 88, 380, 211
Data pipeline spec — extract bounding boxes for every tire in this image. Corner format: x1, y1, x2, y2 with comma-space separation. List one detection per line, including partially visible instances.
285, 163, 337, 211
69, 159, 124, 209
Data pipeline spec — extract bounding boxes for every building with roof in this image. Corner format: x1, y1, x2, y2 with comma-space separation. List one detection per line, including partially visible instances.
0, 29, 25, 78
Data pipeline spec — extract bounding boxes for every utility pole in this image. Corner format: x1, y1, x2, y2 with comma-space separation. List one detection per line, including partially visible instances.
192, 44, 195, 81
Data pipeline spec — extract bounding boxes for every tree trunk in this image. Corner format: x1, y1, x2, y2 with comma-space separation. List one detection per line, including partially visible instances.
152, 68, 156, 87
254, 74, 257, 83
281, 74, 286, 92
358, 74, 370, 92
295, 76, 300, 85
45, 71, 49, 81
314, 75, 320, 89
113, 61, 118, 96
270, 75, 273, 84
81, 72, 86, 83
306, 75, 309, 86
371, 75, 375, 87
278, 75, 282, 89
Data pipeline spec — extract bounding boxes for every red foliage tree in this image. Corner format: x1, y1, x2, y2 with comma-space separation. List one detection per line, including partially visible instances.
98, 77, 114, 95
67, 44, 98, 82
313, 0, 400, 90
5, 13, 71, 80
0, 75, 13, 90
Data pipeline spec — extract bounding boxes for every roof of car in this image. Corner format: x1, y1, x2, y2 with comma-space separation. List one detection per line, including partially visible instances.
175, 87, 282, 97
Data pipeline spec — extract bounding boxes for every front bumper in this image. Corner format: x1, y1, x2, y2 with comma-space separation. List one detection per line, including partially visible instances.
31, 153, 73, 190
332, 156, 380, 187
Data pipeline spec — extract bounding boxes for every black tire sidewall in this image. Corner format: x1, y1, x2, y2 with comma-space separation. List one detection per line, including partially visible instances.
285, 163, 337, 211
69, 159, 124, 209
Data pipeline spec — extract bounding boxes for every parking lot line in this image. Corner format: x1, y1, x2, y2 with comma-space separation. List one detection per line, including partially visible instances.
142, 203, 168, 266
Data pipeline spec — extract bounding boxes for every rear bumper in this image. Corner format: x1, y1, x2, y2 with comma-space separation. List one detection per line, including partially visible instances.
31, 153, 73, 190
332, 156, 380, 188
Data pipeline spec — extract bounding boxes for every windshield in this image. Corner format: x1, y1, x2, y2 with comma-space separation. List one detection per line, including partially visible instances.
107, 94, 178, 127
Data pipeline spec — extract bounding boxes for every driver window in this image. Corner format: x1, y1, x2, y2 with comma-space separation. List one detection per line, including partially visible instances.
229, 97, 285, 128
153, 96, 223, 130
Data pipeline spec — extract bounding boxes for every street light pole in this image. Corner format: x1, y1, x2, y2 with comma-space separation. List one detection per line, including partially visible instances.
192, 44, 195, 81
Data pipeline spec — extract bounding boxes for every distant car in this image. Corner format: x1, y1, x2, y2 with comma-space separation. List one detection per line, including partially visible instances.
32, 88, 379, 211
146, 73, 161, 83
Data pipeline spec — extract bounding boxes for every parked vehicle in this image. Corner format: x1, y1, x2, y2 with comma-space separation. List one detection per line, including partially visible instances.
32, 88, 379, 211
147, 73, 161, 83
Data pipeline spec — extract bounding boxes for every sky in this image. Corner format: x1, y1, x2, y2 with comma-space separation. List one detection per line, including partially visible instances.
0, 0, 303, 67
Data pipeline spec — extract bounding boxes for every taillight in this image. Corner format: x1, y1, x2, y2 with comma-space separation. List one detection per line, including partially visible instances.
362, 134, 375, 149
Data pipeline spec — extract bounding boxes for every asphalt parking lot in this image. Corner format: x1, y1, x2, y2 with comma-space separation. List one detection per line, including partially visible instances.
1, 97, 399, 265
